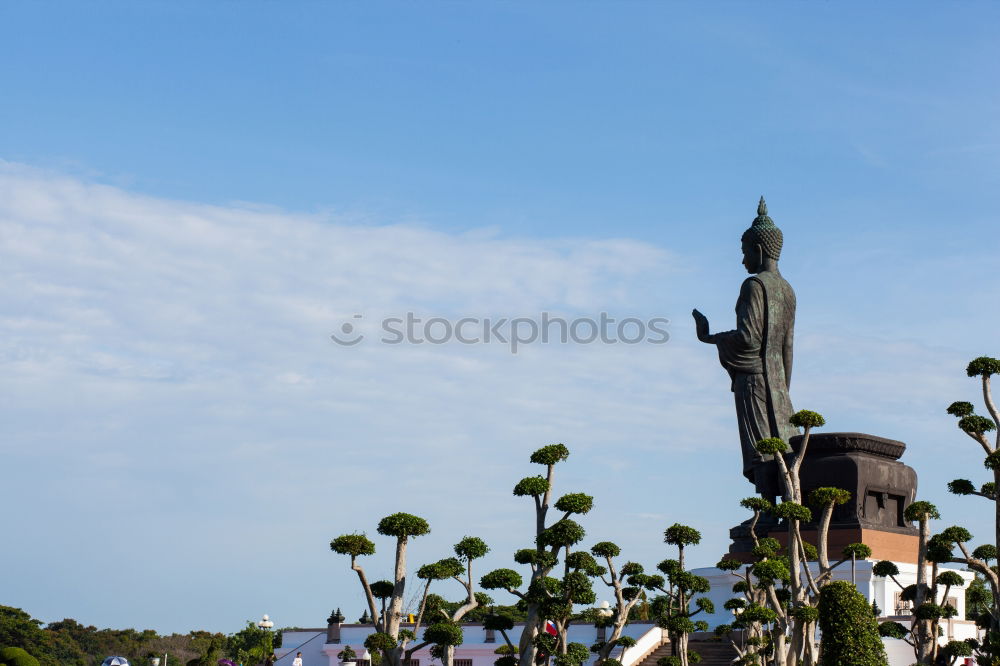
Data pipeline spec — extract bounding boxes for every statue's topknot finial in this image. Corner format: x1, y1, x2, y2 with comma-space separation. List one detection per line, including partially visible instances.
743, 196, 783, 259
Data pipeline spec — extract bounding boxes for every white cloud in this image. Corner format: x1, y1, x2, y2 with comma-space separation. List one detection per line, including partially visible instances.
0, 161, 994, 634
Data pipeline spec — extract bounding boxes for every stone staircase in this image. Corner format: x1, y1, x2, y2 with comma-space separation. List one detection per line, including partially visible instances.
688, 641, 738, 666
633, 640, 737, 666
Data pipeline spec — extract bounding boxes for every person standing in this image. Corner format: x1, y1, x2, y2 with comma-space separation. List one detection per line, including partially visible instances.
293, 652, 304, 666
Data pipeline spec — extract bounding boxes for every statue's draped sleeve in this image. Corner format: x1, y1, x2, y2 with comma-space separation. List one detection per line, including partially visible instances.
709, 277, 766, 383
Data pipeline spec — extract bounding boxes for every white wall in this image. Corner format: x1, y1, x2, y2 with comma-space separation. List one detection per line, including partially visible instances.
277, 622, 662, 666
692, 560, 978, 666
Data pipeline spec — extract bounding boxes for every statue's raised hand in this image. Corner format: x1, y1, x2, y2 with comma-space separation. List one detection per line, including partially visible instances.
692, 308, 711, 342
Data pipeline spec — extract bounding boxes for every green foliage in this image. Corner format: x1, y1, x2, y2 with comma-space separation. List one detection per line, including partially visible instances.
878, 621, 909, 639
377, 512, 430, 538
943, 640, 974, 660
948, 479, 977, 495
530, 443, 570, 466
480, 568, 523, 591
947, 401, 975, 417
364, 631, 398, 657
0, 647, 40, 666
537, 519, 585, 548
590, 542, 621, 558
0, 607, 47, 660
809, 487, 851, 507
724, 598, 746, 611
657, 558, 680, 577
565, 551, 601, 574
903, 500, 940, 522
790, 606, 820, 623
227, 620, 275, 666
716, 558, 742, 572
967, 357, 1000, 377
751, 558, 790, 586
513, 548, 558, 568
900, 584, 923, 603
663, 524, 701, 547
926, 535, 956, 563
842, 543, 872, 559
338, 646, 358, 662
454, 536, 489, 561
662, 616, 695, 635
985, 450, 1000, 470
740, 604, 777, 624
620, 562, 644, 576
483, 613, 515, 632
940, 526, 973, 544
754, 437, 787, 455
436, 557, 467, 579
973, 544, 997, 561
755, 538, 781, 558
695, 597, 715, 614
370, 580, 395, 599
790, 410, 826, 428
914, 603, 943, 620
773, 501, 811, 522
872, 560, 899, 578
330, 533, 376, 557
936, 571, 966, 588
817, 581, 888, 666
513, 476, 550, 497
553, 643, 590, 666
418, 562, 448, 581
532, 633, 557, 654
494, 657, 517, 666
739, 497, 774, 513
554, 493, 594, 515
961, 416, 997, 437
424, 622, 463, 647
966, 577, 993, 619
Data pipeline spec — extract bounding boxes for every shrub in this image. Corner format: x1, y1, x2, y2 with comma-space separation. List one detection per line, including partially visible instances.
818, 581, 888, 666
0, 647, 40, 666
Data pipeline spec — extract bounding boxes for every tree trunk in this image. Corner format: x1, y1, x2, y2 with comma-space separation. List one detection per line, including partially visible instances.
517, 610, 540, 666
914, 517, 931, 664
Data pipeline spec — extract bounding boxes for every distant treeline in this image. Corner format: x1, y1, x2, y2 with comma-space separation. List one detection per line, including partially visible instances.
1, 605, 241, 666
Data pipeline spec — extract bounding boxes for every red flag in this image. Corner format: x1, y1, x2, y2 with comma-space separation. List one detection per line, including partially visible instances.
544, 620, 558, 636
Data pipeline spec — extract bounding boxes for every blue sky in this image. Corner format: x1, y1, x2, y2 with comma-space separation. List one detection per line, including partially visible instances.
2, 1, 1000, 636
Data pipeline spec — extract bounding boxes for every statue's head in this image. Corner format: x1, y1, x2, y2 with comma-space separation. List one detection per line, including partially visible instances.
741, 197, 783, 273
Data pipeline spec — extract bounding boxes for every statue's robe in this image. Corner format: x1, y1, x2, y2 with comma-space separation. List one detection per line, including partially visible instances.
710, 270, 798, 496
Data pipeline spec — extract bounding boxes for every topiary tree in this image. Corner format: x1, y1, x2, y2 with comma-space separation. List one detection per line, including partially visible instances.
873, 503, 967, 665
480, 444, 599, 666
412, 537, 491, 666
817, 581, 887, 666
589, 542, 661, 666
942, 356, 1000, 664
330, 513, 431, 666
714, 410, 873, 666
647, 525, 712, 666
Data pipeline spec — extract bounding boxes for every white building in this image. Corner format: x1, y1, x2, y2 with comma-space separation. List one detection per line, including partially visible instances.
693, 559, 978, 666
278, 559, 979, 666
276, 621, 665, 666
